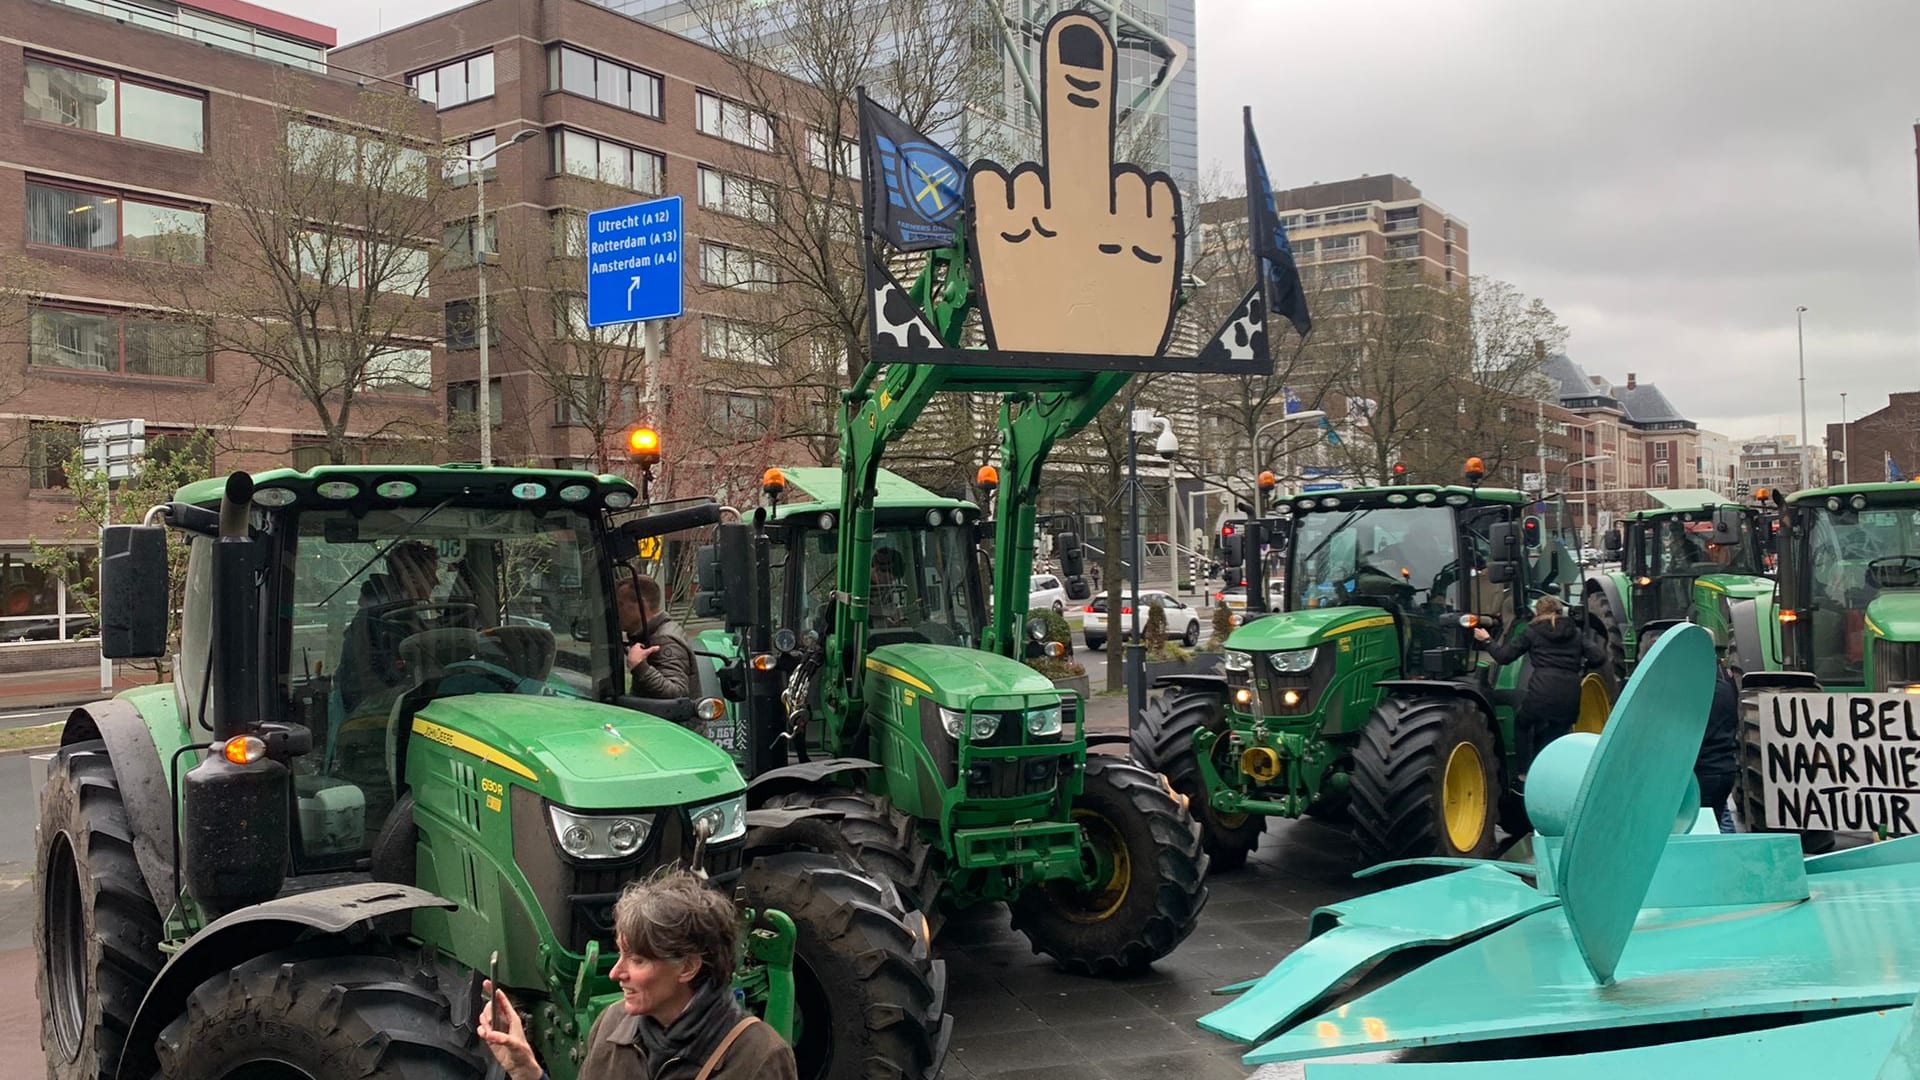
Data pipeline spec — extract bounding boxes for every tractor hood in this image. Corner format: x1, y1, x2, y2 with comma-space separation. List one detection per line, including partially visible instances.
1226, 606, 1395, 652
411, 694, 744, 808
1866, 592, 1920, 644
864, 642, 1058, 709
1695, 573, 1776, 602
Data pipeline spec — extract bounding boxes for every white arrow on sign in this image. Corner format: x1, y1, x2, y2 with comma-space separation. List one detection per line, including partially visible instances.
627, 276, 641, 310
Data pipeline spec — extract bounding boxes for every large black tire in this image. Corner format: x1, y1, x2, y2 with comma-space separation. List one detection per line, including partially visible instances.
740, 851, 950, 1080
1009, 756, 1208, 977
1734, 682, 1836, 853
759, 788, 939, 914
1131, 690, 1265, 870
1350, 696, 1500, 865
153, 949, 487, 1078
37, 740, 166, 1080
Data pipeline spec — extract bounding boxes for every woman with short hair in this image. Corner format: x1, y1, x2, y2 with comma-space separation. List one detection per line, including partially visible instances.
1474, 594, 1605, 787
480, 870, 798, 1080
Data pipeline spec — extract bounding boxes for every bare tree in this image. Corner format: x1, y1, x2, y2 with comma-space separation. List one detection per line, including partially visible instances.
139, 80, 450, 464
1425, 278, 1566, 485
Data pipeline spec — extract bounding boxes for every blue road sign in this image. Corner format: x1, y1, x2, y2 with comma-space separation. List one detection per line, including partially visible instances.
586, 195, 683, 329
1302, 482, 1344, 493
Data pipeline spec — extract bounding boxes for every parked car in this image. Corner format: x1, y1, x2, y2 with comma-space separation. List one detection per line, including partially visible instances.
0, 614, 97, 643
1215, 579, 1287, 612
1029, 573, 1069, 615
1082, 589, 1203, 650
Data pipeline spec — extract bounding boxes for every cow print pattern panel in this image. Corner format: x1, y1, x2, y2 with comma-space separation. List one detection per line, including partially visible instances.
1197, 288, 1267, 363
871, 265, 941, 351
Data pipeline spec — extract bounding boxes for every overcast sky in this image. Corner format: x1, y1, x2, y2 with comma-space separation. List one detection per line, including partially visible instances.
1199, 0, 1920, 448
296, 0, 1920, 447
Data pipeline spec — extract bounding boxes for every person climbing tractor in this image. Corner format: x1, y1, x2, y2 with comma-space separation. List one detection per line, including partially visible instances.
1474, 595, 1605, 788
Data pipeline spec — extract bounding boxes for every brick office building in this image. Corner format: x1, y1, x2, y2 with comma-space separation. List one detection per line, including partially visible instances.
333, 0, 845, 494
0, 0, 442, 652
1828, 391, 1920, 485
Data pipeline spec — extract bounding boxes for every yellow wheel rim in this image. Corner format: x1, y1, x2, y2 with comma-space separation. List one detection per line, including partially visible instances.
1056, 808, 1132, 924
1574, 673, 1612, 734
1442, 742, 1487, 851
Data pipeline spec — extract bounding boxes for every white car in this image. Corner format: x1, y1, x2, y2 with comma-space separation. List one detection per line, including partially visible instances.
1082, 589, 1203, 650
1029, 573, 1069, 615
1215, 579, 1287, 612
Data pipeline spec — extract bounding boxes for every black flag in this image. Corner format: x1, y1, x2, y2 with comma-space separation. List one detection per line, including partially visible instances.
1245, 107, 1311, 338
859, 92, 966, 252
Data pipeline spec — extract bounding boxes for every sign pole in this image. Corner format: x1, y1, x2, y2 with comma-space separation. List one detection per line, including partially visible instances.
98, 433, 112, 693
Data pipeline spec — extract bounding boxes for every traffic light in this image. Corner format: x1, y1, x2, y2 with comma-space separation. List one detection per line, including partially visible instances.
1391, 462, 1408, 484
1735, 479, 1751, 499
626, 426, 661, 467
1221, 524, 1245, 568
1522, 515, 1542, 549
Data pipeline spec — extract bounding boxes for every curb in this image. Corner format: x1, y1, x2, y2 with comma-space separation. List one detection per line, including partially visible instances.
1, 742, 57, 759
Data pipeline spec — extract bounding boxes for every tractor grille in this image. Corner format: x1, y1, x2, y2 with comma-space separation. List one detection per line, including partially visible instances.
964, 754, 1072, 799
1873, 638, 1920, 690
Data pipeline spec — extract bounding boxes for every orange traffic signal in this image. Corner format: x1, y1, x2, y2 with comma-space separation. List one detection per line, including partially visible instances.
626, 426, 661, 467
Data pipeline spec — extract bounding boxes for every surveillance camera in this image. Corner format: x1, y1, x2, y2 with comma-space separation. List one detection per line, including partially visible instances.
1154, 429, 1180, 458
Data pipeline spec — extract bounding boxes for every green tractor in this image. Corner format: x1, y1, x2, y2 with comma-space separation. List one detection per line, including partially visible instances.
1133, 468, 1607, 869
37, 465, 948, 1080
1584, 490, 1776, 687
1728, 481, 1920, 834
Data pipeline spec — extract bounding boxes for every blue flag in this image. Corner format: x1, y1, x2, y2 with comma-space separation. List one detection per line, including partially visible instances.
1889, 451, 1904, 483
1320, 417, 1341, 446
859, 92, 965, 252
1244, 108, 1310, 338
1283, 386, 1304, 414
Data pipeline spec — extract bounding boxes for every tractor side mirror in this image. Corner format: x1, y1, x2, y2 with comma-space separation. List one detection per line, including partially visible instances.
1604, 528, 1624, 555
1710, 508, 1743, 546
1055, 531, 1085, 578
100, 525, 169, 659
1486, 521, 1523, 586
694, 523, 757, 627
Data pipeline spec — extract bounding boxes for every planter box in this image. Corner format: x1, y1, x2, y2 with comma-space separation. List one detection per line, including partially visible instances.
1049, 673, 1091, 699
1138, 653, 1223, 685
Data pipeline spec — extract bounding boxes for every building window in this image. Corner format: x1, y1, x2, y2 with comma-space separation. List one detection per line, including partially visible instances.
699, 243, 775, 291
1320, 235, 1361, 259
553, 375, 594, 426
548, 47, 662, 118
30, 305, 208, 379
443, 214, 499, 269
805, 129, 860, 180
550, 210, 587, 257
553, 128, 664, 194
1321, 206, 1370, 226
446, 132, 498, 182
698, 166, 776, 223
24, 57, 204, 152
29, 422, 81, 489
702, 317, 776, 366
448, 378, 503, 423
409, 52, 495, 110
362, 347, 433, 396
555, 295, 627, 342
28, 180, 205, 262
444, 300, 496, 350
1385, 237, 1419, 260
292, 231, 430, 297
1653, 443, 1669, 462
696, 91, 772, 151
288, 121, 430, 188
705, 390, 772, 435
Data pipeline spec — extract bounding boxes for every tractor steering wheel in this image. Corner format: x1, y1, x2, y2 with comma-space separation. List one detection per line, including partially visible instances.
1866, 556, 1920, 590
364, 598, 478, 627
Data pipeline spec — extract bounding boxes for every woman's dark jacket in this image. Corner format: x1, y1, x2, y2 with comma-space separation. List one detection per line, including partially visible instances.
1486, 615, 1604, 722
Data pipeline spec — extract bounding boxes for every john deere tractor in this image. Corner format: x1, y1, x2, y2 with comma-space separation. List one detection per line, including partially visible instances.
1133, 467, 1606, 869
1585, 490, 1776, 688
1727, 481, 1920, 834
37, 465, 947, 1080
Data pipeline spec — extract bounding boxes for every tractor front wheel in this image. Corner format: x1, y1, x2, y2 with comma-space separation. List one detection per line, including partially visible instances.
740, 851, 950, 1080
1132, 690, 1265, 870
1350, 696, 1500, 865
1010, 756, 1208, 977
759, 787, 939, 916
1586, 587, 1629, 693
37, 740, 165, 1080
154, 949, 487, 1079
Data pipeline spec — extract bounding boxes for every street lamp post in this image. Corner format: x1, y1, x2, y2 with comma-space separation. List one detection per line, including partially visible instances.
1796, 305, 1810, 490
1553, 453, 1611, 543
455, 128, 540, 468
1126, 405, 1177, 730
1841, 391, 1850, 485
1253, 409, 1327, 512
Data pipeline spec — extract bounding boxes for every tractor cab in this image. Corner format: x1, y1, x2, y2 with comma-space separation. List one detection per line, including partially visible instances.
1618, 495, 1765, 631
1777, 484, 1920, 688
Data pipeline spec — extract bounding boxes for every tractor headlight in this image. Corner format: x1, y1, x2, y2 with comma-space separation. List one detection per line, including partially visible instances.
1025, 704, 1063, 737
548, 806, 654, 860
1268, 647, 1318, 674
939, 706, 1000, 740
1223, 650, 1253, 673
688, 795, 747, 843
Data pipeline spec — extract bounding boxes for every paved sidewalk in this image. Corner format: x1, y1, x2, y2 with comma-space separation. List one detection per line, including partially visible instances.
0, 664, 158, 712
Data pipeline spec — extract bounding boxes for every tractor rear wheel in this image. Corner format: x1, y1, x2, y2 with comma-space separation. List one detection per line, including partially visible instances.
1351, 696, 1500, 865
740, 851, 950, 1080
153, 949, 487, 1079
1734, 682, 1835, 853
1010, 756, 1208, 976
37, 740, 165, 1080
1132, 690, 1265, 870
759, 787, 939, 915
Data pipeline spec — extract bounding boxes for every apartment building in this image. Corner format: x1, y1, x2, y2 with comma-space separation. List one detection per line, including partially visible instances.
0, 0, 441, 655
1740, 436, 1823, 495
1827, 390, 1920, 486
1275, 174, 1469, 295
333, 0, 848, 493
